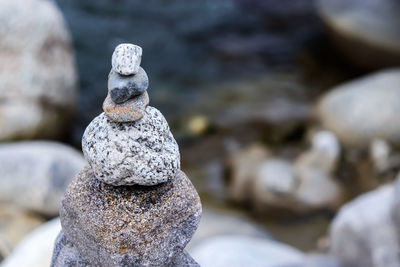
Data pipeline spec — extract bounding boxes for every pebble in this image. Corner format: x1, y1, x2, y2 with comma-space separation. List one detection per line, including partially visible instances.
83, 106, 180, 186
1, 218, 61, 267
317, 69, 400, 147
330, 185, 400, 267
60, 166, 201, 266
108, 67, 149, 104
103, 91, 149, 122
111, 43, 142, 75
191, 235, 304, 267
316, 0, 400, 68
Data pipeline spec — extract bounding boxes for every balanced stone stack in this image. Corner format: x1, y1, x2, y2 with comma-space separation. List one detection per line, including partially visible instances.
51, 44, 202, 267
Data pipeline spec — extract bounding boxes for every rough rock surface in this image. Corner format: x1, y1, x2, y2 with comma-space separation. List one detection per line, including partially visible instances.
111, 43, 142, 76
108, 68, 149, 104
330, 185, 400, 267
103, 91, 149, 123
1, 218, 61, 267
316, 0, 400, 68
0, 141, 86, 216
60, 166, 201, 266
51, 231, 90, 267
51, 231, 199, 267
83, 106, 180, 186
0, 0, 77, 140
191, 235, 304, 267
317, 69, 400, 147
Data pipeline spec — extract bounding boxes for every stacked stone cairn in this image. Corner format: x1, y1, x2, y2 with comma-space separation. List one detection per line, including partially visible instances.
51, 44, 202, 266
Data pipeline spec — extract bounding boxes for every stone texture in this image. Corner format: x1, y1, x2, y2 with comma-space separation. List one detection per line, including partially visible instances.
330, 185, 400, 267
60, 166, 202, 266
103, 91, 149, 123
0, 0, 77, 140
316, 0, 400, 68
51, 231, 199, 267
191, 235, 304, 267
111, 43, 142, 76
51, 231, 90, 267
108, 68, 149, 104
1, 218, 61, 267
0, 141, 86, 216
82, 106, 180, 186
318, 69, 400, 147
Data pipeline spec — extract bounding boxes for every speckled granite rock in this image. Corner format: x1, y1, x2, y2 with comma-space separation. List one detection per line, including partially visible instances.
82, 106, 180, 186
108, 68, 149, 104
60, 166, 201, 266
103, 91, 149, 123
112, 43, 142, 76
51, 231, 199, 267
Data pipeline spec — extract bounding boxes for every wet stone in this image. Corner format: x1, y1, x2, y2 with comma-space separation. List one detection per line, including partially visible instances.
60, 166, 202, 267
103, 91, 149, 123
108, 68, 149, 104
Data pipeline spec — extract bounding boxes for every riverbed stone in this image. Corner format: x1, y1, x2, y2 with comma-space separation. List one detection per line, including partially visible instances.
316, 0, 400, 69
108, 68, 149, 104
330, 185, 400, 267
317, 69, 400, 147
1, 218, 61, 267
60, 166, 202, 266
111, 43, 142, 76
0, 0, 77, 141
191, 235, 304, 267
82, 106, 180, 186
0, 141, 86, 216
103, 91, 149, 123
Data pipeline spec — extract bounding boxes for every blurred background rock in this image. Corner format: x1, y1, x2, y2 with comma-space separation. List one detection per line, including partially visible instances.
0, 0, 399, 266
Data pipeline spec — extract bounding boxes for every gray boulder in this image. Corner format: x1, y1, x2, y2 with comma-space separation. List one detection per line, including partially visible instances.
0, 0, 77, 140
316, 0, 400, 68
0, 141, 85, 216
60, 166, 201, 266
317, 69, 400, 147
82, 107, 180, 186
330, 185, 400, 267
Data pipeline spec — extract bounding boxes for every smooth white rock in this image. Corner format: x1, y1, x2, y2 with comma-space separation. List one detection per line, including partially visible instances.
0, 218, 61, 267
0, 141, 86, 216
317, 69, 400, 146
191, 235, 304, 267
330, 185, 400, 267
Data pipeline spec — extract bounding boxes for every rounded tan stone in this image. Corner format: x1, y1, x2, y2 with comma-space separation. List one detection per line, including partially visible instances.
102, 91, 149, 122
